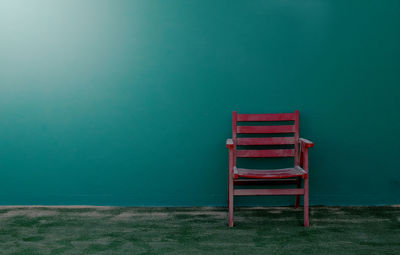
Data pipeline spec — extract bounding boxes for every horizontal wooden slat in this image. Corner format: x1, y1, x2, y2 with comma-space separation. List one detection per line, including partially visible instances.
238, 113, 295, 122
234, 179, 298, 186
236, 149, 295, 158
234, 189, 304, 196
237, 125, 295, 134
237, 137, 295, 145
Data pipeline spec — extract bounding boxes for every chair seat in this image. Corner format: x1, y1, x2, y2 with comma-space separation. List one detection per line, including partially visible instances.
235, 166, 307, 179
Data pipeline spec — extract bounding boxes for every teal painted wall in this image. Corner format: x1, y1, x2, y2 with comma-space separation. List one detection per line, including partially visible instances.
0, 0, 399, 206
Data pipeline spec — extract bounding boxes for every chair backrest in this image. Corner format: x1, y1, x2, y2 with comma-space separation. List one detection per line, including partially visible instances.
233, 111, 300, 166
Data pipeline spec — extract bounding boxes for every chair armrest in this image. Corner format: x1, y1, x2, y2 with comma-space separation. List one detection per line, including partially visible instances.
299, 138, 313, 171
299, 138, 314, 148
226, 138, 234, 149
233, 166, 238, 179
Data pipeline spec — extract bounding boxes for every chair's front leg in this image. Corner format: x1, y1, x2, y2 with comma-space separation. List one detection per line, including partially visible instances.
304, 176, 309, 227
228, 147, 234, 227
302, 144, 310, 227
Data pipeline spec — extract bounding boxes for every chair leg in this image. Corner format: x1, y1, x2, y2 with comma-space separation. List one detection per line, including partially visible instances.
304, 177, 309, 227
228, 175, 234, 227
295, 177, 301, 208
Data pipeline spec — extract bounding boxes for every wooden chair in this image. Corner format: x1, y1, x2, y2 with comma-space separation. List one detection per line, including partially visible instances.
226, 110, 314, 227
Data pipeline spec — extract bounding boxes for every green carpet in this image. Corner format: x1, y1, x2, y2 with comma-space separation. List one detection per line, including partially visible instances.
0, 206, 399, 254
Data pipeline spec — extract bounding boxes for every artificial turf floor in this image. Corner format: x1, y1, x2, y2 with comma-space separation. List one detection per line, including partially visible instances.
0, 206, 399, 254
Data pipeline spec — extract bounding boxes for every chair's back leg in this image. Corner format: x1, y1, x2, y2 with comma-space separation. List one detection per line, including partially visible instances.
295, 177, 301, 208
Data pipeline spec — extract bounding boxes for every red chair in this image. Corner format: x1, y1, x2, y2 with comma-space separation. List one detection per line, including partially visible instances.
226, 110, 314, 227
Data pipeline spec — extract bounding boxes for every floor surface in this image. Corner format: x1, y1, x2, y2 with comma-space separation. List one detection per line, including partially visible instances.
0, 206, 399, 254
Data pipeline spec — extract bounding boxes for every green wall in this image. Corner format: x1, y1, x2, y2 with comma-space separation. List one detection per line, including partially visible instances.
0, 0, 399, 206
